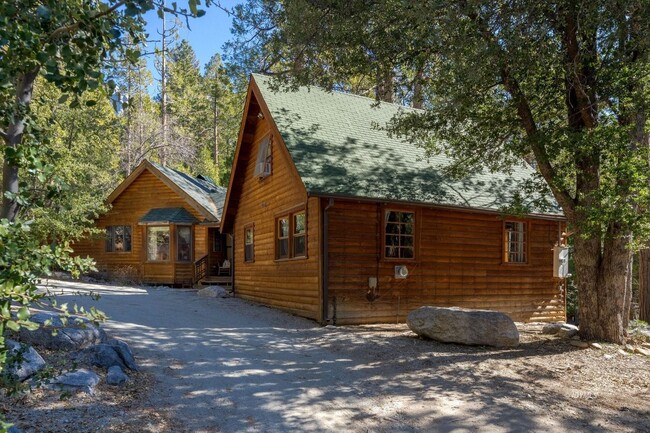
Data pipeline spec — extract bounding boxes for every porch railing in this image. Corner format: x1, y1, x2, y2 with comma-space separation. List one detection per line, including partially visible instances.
194, 255, 208, 282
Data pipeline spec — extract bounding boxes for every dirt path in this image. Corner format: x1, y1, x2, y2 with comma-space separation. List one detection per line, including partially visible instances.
40, 279, 650, 433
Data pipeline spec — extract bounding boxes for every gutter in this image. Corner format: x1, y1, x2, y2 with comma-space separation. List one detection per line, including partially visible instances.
322, 198, 335, 323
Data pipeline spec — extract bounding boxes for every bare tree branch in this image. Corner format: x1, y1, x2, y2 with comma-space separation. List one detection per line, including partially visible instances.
0, 129, 7, 141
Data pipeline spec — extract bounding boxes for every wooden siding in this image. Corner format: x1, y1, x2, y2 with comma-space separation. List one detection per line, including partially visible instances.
230, 98, 321, 320
73, 170, 209, 285
325, 199, 565, 324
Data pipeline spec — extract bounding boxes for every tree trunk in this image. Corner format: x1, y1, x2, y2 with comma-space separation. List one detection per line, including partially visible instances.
574, 227, 631, 343
159, 3, 168, 165
1, 68, 39, 222
639, 250, 650, 322
212, 69, 219, 171
412, 67, 424, 109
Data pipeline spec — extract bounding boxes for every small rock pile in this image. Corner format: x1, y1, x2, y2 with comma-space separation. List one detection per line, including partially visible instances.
3, 310, 140, 432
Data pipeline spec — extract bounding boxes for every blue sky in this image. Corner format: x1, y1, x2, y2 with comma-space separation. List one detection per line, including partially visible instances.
142, 1, 237, 83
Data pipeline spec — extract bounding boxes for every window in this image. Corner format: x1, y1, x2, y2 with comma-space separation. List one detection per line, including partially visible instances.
384, 210, 415, 259
176, 226, 192, 262
105, 225, 132, 253
293, 213, 306, 257
147, 226, 170, 261
504, 221, 527, 263
253, 136, 272, 178
244, 225, 255, 262
275, 211, 306, 259
277, 217, 290, 259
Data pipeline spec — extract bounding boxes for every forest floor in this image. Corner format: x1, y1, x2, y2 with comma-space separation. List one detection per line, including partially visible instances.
2, 279, 649, 433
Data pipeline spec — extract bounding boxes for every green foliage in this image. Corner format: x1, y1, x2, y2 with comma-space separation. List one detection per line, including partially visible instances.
0, 2, 213, 428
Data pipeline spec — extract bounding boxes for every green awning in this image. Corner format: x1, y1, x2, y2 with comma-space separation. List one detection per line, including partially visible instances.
138, 207, 198, 225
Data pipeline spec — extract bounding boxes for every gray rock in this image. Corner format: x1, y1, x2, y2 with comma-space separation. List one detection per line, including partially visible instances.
106, 365, 128, 385
541, 323, 563, 335
7, 425, 21, 433
407, 306, 520, 348
570, 340, 590, 348
557, 324, 579, 339
3, 339, 46, 382
198, 285, 230, 298
77, 344, 127, 370
107, 339, 139, 371
50, 369, 100, 395
18, 311, 107, 351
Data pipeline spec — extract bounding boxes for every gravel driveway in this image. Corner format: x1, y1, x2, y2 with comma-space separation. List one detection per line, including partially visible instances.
46, 279, 649, 433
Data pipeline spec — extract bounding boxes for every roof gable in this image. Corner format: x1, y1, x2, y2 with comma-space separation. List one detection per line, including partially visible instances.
108, 160, 227, 223
251, 74, 561, 217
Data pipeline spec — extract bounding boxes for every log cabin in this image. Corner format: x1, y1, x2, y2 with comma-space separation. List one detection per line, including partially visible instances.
73, 160, 230, 286
220, 74, 567, 325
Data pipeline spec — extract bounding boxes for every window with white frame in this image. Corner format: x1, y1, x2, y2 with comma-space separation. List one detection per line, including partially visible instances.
504, 221, 527, 263
384, 210, 415, 259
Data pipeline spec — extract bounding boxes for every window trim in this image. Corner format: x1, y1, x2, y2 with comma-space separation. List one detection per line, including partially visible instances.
382, 208, 417, 261
244, 224, 255, 263
274, 209, 307, 261
105, 225, 132, 253
146, 225, 171, 262
503, 220, 529, 265
176, 225, 193, 263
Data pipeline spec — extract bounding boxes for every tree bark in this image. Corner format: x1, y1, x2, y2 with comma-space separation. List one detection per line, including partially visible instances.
639, 250, 650, 322
574, 224, 631, 343
1, 68, 40, 222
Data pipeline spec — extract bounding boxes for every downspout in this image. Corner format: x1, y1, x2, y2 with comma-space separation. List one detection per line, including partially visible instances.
322, 198, 335, 324
230, 233, 235, 296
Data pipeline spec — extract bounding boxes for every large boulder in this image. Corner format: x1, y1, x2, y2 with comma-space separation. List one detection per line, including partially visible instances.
407, 306, 520, 348
3, 339, 46, 382
18, 311, 107, 351
49, 369, 100, 395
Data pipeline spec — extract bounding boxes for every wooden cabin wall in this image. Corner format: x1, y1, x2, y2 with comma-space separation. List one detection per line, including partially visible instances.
325, 199, 565, 325
231, 110, 321, 320
72, 170, 209, 284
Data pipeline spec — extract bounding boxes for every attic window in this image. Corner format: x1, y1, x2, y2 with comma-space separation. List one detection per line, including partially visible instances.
253, 136, 272, 178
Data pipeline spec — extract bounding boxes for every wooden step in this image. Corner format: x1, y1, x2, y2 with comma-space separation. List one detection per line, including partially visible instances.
199, 276, 233, 286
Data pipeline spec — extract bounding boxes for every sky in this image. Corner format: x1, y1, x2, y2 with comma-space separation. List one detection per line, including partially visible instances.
142, 1, 237, 84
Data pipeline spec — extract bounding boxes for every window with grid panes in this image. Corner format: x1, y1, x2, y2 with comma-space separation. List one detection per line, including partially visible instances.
504, 221, 527, 263
384, 210, 415, 259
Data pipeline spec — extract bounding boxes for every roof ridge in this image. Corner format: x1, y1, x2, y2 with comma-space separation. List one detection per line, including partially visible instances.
252, 73, 422, 113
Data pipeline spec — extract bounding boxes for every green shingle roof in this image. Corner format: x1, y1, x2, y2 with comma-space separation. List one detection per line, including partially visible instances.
150, 162, 227, 221
253, 74, 561, 216
139, 207, 198, 224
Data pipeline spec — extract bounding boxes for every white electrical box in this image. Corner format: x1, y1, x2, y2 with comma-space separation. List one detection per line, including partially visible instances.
395, 265, 409, 279
553, 245, 569, 278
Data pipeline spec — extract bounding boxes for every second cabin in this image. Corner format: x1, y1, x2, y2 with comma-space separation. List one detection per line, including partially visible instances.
220, 74, 567, 325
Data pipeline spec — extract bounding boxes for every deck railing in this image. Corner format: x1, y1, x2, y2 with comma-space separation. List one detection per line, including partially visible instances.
194, 255, 208, 282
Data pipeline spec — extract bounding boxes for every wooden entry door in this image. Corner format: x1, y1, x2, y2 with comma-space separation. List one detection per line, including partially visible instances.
208, 228, 227, 276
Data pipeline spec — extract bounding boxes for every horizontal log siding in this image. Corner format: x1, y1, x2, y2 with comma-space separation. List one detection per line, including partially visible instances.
326, 199, 565, 324
232, 112, 321, 320
72, 170, 209, 285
